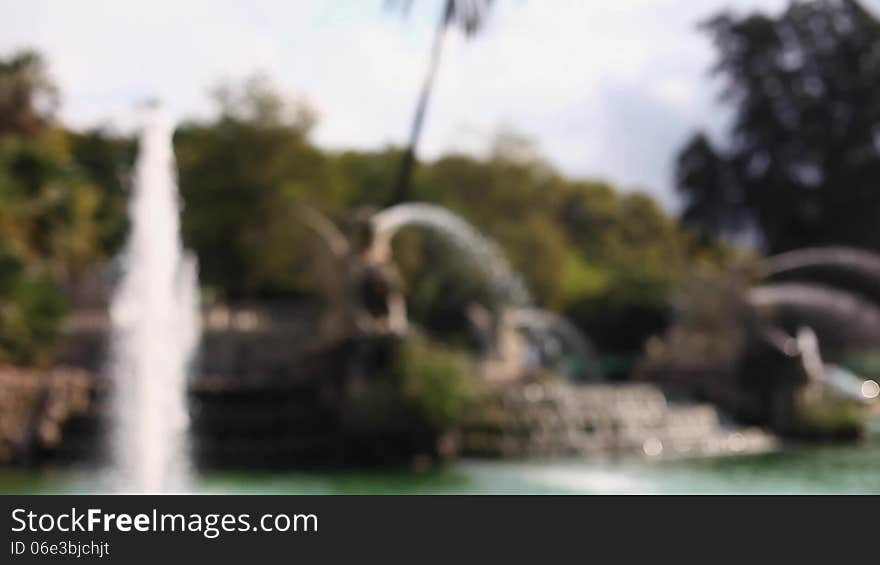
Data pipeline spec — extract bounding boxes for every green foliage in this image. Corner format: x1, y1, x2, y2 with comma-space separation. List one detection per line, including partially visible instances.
363, 140, 701, 353
0, 250, 67, 366
175, 74, 340, 299
167, 73, 706, 358
333, 148, 400, 208
341, 334, 478, 436
0, 135, 98, 363
67, 130, 135, 257
0, 135, 102, 275
54, 70, 703, 357
0, 50, 729, 366
395, 333, 477, 429
793, 385, 863, 437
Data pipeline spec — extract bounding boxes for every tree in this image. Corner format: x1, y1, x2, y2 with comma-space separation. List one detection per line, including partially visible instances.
175, 75, 337, 299
387, 0, 495, 205
675, 0, 880, 253
0, 50, 58, 138
0, 50, 103, 364
675, 133, 744, 242
68, 130, 136, 257
558, 185, 688, 359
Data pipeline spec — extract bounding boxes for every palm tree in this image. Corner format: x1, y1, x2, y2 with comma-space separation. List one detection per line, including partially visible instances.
388, 0, 495, 205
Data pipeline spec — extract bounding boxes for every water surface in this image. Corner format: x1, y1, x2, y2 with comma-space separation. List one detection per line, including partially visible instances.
5, 441, 880, 494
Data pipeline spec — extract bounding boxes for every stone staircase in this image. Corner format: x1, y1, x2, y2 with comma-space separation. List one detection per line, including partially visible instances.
460, 381, 776, 459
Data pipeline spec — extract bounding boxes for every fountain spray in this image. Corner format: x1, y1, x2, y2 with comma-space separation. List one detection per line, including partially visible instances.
108, 106, 200, 492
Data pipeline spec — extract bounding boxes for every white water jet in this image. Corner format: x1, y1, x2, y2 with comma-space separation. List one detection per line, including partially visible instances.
371, 203, 531, 306
108, 106, 200, 493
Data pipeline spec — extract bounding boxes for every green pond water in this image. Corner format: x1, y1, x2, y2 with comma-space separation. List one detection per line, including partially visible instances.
4, 440, 880, 494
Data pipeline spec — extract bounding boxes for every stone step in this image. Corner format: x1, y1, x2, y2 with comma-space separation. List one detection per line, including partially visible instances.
461, 381, 776, 458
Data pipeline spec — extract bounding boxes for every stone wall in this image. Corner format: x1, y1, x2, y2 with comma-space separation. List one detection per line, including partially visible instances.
0, 366, 95, 463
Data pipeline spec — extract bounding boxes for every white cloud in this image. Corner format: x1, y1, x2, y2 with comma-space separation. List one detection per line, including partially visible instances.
5, 0, 873, 208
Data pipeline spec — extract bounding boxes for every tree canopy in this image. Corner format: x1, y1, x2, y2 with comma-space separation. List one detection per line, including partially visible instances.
0, 49, 727, 365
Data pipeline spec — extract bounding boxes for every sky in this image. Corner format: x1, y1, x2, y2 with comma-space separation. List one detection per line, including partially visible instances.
4, 0, 872, 209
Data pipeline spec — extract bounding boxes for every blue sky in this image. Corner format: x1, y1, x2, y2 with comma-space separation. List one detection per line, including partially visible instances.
4, 0, 874, 208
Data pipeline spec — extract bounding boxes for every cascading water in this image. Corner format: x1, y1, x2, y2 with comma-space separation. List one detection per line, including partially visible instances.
371, 203, 599, 378
108, 106, 200, 493
371, 203, 531, 306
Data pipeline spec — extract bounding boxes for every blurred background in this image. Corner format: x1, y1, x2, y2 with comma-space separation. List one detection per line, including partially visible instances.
4, 0, 880, 493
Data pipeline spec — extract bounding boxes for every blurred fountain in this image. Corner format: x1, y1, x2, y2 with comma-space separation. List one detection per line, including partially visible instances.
370, 203, 599, 378
371, 203, 531, 306
509, 308, 601, 380
108, 106, 200, 492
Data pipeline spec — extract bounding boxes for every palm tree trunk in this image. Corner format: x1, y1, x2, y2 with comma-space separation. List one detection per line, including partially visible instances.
390, 1, 451, 205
